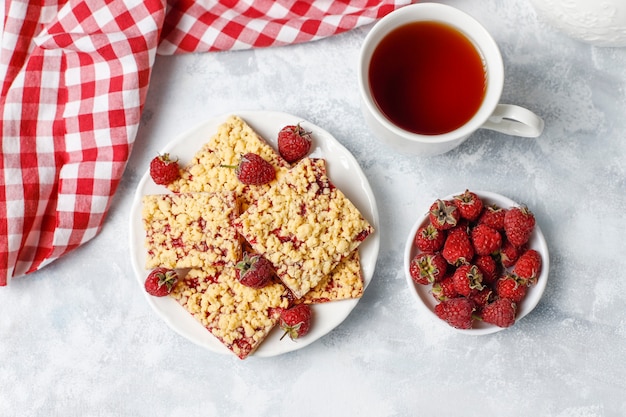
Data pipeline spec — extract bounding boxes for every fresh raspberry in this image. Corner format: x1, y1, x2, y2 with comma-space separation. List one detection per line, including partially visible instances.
456, 218, 471, 231
429, 199, 460, 231
470, 287, 494, 311
478, 204, 507, 231
513, 249, 542, 285
498, 239, 521, 268
471, 224, 502, 256
495, 273, 527, 303
224, 153, 276, 185
431, 275, 457, 301
277, 124, 313, 163
452, 189, 483, 221
474, 254, 499, 285
451, 264, 484, 297
442, 227, 475, 266
434, 297, 476, 329
409, 252, 448, 285
235, 253, 275, 289
481, 298, 517, 328
414, 223, 446, 253
279, 304, 312, 340
149, 153, 180, 186
504, 205, 536, 247
144, 267, 179, 297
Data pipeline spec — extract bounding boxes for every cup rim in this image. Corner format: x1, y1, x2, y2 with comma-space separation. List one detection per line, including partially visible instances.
358, 2, 505, 145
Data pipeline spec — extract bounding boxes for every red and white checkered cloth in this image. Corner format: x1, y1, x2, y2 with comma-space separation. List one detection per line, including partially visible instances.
0, 0, 413, 286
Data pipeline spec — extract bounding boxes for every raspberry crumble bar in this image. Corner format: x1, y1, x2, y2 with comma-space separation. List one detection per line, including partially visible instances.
142, 192, 241, 269
170, 266, 291, 359
300, 250, 364, 304
167, 115, 290, 209
233, 157, 374, 298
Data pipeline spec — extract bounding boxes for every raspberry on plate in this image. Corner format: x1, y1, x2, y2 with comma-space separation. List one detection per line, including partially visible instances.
451, 264, 484, 297
481, 298, 517, 328
498, 239, 521, 268
414, 223, 446, 253
149, 153, 180, 186
431, 275, 457, 302
225, 153, 276, 185
277, 124, 313, 163
513, 249, 542, 285
145, 267, 179, 297
471, 224, 502, 256
434, 298, 476, 329
474, 254, 499, 285
442, 226, 475, 266
478, 204, 507, 231
504, 205, 536, 247
495, 273, 528, 303
429, 199, 460, 230
279, 304, 313, 340
236, 253, 275, 289
470, 287, 494, 311
453, 189, 483, 221
409, 252, 447, 285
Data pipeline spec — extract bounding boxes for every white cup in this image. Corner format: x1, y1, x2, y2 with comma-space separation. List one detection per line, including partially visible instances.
358, 3, 545, 156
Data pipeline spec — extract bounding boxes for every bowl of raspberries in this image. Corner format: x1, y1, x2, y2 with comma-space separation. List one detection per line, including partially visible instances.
404, 190, 549, 334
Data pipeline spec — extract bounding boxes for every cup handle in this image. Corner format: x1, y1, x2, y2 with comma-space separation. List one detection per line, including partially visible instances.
481, 104, 545, 138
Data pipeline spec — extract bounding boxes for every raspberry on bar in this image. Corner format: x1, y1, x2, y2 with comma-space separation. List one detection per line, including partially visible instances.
167, 115, 290, 210
142, 192, 241, 269
300, 250, 364, 304
234, 158, 374, 298
170, 266, 291, 360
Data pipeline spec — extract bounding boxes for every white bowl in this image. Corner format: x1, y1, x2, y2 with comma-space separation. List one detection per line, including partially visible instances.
404, 190, 550, 335
529, 0, 626, 47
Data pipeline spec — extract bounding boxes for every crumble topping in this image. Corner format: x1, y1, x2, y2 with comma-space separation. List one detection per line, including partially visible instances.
142, 192, 241, 269
234, 158, 374, 298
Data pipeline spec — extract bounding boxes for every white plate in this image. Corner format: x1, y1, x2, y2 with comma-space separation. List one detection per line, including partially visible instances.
129, 110, 380, 357
404, 190, 549, 335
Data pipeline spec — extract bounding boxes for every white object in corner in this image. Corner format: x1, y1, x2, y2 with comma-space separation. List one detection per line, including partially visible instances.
529, 0, 626, 47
